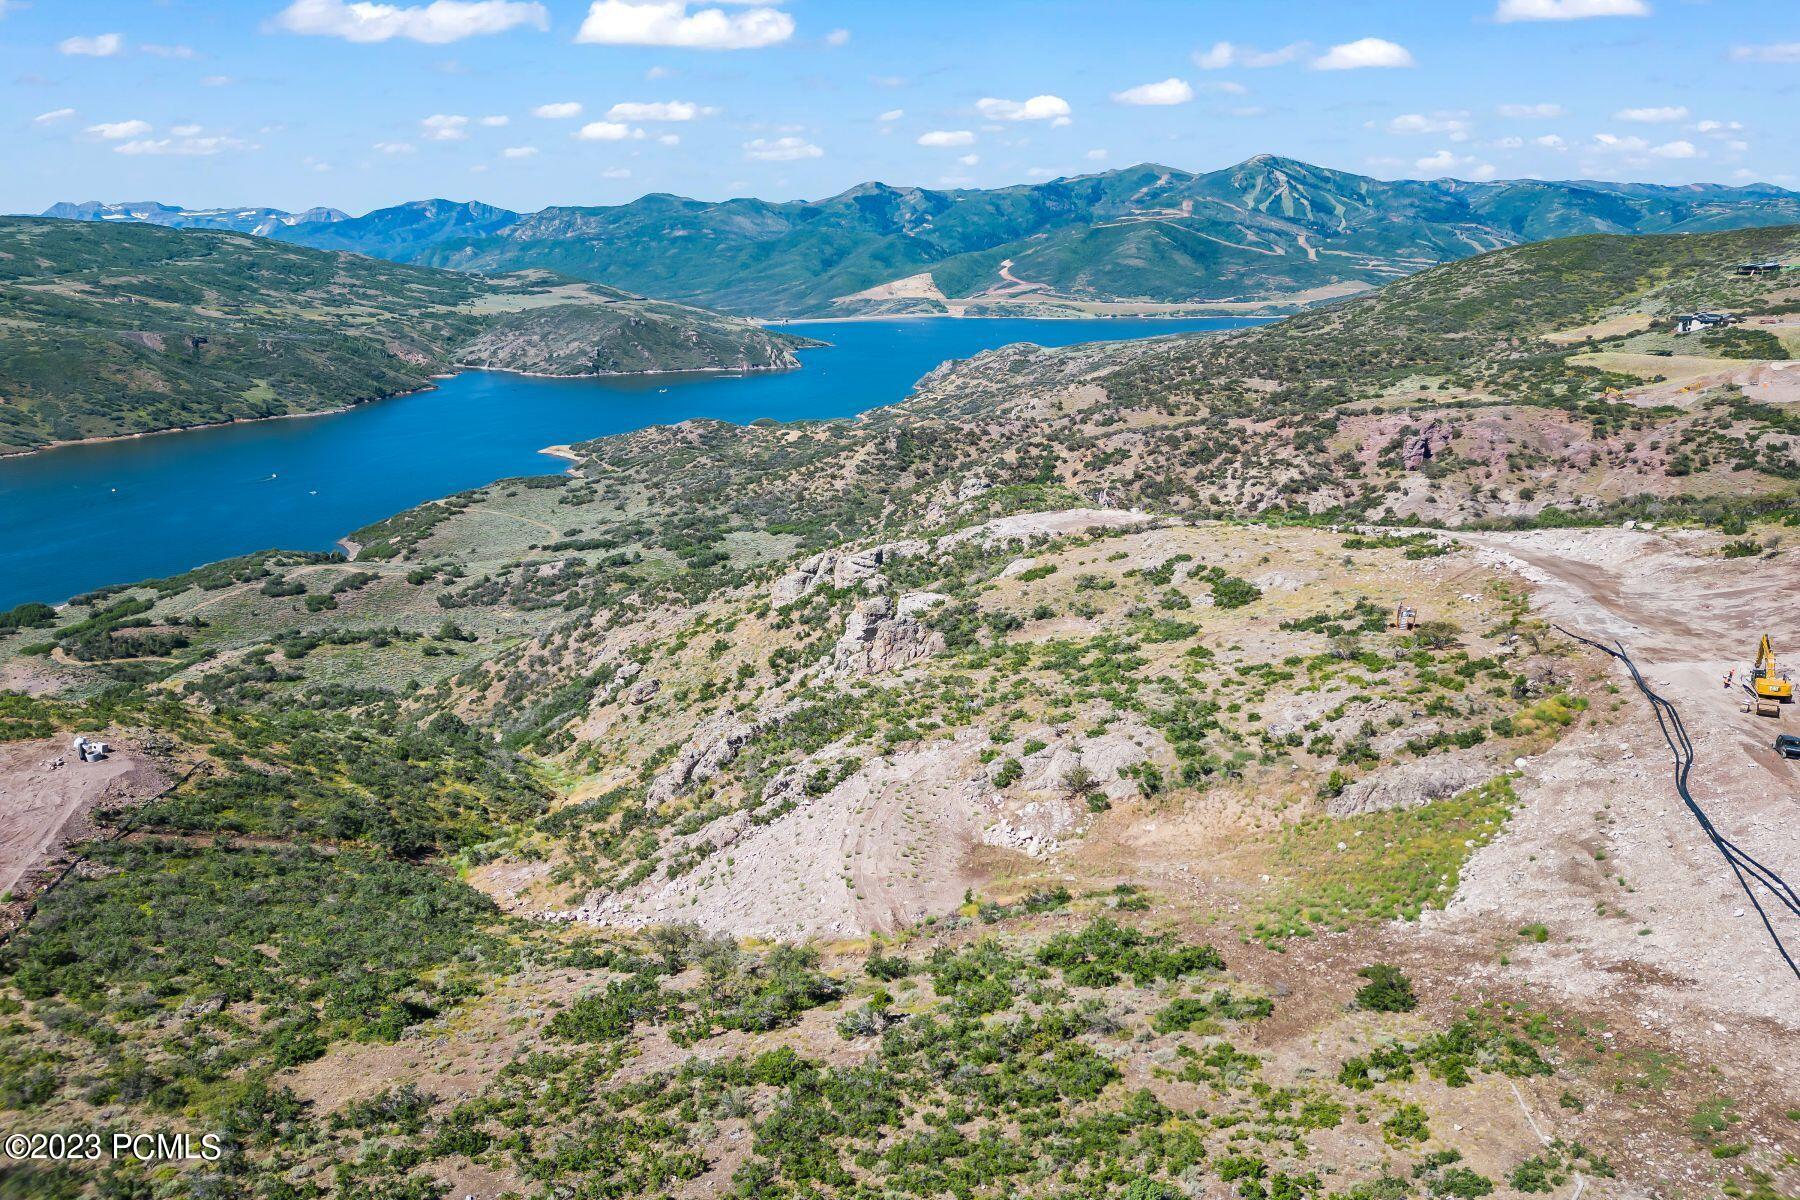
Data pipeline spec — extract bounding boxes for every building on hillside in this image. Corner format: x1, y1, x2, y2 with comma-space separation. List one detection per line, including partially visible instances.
1734, 261, 1783, 277
1673, 312, 1741, 335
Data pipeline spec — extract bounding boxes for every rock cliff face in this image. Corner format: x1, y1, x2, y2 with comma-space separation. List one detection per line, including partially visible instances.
830, 596, 945, 677
457, 299, 817, 378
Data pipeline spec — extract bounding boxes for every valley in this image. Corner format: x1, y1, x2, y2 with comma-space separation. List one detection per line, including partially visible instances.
0, 219, 1797, 1199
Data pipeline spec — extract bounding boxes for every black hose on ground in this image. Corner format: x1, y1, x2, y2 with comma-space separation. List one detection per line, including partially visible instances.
1553, 624, 1800, 983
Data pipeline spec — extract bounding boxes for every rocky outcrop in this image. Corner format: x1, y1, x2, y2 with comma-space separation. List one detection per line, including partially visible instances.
646, 714, 761, 807
895, 591, 948, 618
830, 596, 944, 677
769, 540, 927, 605
1403, 420, 1456, 471
1328, 751, 1494, 817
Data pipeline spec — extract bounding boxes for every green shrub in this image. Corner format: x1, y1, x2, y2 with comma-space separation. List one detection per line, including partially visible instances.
1354, 964, 1418, 1013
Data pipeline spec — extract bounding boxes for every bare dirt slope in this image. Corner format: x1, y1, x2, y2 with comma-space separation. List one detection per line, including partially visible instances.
0, 738, 170, 897
1445, 529, 1800, 1035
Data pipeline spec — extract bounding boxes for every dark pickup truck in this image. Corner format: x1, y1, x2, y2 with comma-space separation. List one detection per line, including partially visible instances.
1777, 734, 1800, 760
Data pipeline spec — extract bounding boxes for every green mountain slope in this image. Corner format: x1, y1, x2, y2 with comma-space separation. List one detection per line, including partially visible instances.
270, 156, 1800, 317
0, 218, 813, 454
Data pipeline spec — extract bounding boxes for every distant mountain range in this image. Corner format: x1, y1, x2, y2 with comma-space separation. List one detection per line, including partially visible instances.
41, 156, 1800, 317
40, 200, 349, 238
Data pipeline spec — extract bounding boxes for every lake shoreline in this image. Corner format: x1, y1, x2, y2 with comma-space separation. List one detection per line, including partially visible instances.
0, 315, 1264, 610
0, 359, 815, 464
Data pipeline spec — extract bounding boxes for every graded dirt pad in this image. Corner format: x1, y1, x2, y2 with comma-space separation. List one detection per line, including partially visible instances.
1570, 350, 1800, 407
1448, 528, 1800, 1035
0, 737, 170, 897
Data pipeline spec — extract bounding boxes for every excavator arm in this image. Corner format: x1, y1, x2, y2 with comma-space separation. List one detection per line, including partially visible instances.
1753, 634, 1794, 703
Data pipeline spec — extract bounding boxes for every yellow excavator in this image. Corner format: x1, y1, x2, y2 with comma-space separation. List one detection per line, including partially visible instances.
1749, 635, 1794, 717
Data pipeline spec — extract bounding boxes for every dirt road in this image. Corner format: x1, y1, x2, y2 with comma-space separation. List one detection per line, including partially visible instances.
1443, 528, 1800, 1036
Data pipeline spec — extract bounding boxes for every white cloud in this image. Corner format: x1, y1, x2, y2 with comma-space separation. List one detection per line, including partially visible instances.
1111, 78, 1193, 106
958, 153, 979, 166
575, 1, 794, 50
1313, 38, 1415, 70
1615, 105, 1687, 123
421, 113, 471, 140
976, 95, 1071, 122
1651, 139, 1698, 159
658, 132, 680, 145
1387, 112, 1472, 140
1498, 103, 1564, 119
34, 108, 77, 124
374, 141, 417, 154
272, 0, 548, 44
1731, 44, 1800, 64
1493, 136, 1525, 150
115, 132, 256, 156
1495, 0, 1649, 20
1085, 148, 1109, 161
60, 33, 124, 56
1536, 134, 1568, 149
825, 28, 849, 47
744, 135, 822, 160
1194, 41, 1306, 69
606, 100, 714, 121
1198, 80, 1248, 96
1414, 149, 1496, 178
878, 109, 904, 122
1695, 120, 1743, 135
480, 114, 511, 127
86, 119, 153, 140
533, 101, 584, 119
646, 64, 675, 79
502, 145, 538, 158
917, 130, 975, 148
171, 123, 204, 137
201, 75, 233, 87
141, 44, 198, 59
575, 120, 637, 141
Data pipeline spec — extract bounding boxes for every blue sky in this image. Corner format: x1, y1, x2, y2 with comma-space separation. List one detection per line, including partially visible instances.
5, 0, 1796, 215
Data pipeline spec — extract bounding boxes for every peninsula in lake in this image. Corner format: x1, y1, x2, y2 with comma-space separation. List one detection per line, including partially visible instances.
0, 218, 816, 456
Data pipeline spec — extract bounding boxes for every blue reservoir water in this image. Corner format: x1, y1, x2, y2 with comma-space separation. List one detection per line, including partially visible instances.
0, 317, 1259, 607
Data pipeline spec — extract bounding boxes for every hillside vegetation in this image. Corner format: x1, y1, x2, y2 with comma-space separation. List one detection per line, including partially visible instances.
0, 219, 813, 454
1, 226, 1797, 1199
267, 156, 1800, 317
